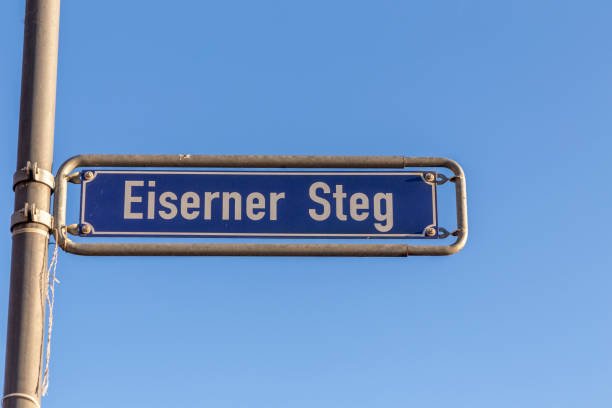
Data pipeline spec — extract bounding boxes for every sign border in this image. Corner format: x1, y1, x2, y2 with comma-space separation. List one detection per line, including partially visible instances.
79, 170, 438, 238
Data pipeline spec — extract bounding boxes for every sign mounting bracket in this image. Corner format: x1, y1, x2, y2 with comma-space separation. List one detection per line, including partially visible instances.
53, 155, 468, 257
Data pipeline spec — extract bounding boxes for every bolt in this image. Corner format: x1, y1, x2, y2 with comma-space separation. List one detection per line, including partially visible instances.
425, 227, 436, 237
424, 172, 435, 183
83, 171, 94, 181
81, 224, 92, 235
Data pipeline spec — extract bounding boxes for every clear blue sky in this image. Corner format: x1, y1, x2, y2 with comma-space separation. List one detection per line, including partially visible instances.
2, 1, 611, 407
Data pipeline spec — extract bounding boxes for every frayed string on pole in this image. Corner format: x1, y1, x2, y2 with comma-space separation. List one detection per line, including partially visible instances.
41, 238, 59, 396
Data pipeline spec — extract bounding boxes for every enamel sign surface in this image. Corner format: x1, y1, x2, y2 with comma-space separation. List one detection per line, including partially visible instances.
79, 170, 438, 238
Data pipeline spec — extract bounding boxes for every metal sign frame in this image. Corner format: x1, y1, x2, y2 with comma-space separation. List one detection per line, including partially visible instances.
54, 155, 468, 257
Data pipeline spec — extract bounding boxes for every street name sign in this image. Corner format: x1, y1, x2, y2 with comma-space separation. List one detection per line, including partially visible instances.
79, 170, 438, 238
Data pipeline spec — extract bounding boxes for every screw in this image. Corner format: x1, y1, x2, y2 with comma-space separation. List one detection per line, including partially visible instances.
81, 224, 92, 235
424, 172, 435, 183
83, 171, 94, 181
425, 227, 436, 237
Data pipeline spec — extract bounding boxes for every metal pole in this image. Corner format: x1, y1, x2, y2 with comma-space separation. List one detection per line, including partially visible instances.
3, 1, 60, 407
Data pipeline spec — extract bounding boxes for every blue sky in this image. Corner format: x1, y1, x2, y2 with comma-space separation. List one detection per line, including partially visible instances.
2, 1, 611, 407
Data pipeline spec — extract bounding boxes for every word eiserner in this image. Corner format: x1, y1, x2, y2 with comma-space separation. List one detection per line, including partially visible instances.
123, 180, 394, 232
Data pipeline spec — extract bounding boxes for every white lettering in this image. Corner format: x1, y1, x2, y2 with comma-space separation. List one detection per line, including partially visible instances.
147, 181, 156, 219
308, 182, 330, 221
204, 192, 220, 220
124, 181, 144, 219
270, 192, 285, 221
158, 192, 178, 220
373, 193, 393, 232
222, 192, 242, 220
180, 192, 200, 220
246, 193, 266, 221
349, 193, 369, 221
333, 184, 347, 221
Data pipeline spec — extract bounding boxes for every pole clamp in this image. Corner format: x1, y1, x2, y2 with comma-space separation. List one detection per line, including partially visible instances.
13, 161, 55, 191
10, 203, 54, 232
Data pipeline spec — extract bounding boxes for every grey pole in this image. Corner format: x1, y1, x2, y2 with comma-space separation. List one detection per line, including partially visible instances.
3, 1, 61, 408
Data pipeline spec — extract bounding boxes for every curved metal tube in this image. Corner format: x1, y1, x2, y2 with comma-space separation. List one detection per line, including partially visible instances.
54, 155, 468, 257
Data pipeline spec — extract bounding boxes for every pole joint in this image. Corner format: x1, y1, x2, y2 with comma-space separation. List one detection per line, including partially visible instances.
1, 393, 41, 408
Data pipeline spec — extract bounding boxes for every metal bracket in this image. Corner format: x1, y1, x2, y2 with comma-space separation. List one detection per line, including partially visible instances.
11, 202, 54, 232
437, 227, 460, 239
435, 173, 461, 185
66, 172, 82, 184
53, 155, 468, 257
66, 224, 80, 235
13, 161, 55, 191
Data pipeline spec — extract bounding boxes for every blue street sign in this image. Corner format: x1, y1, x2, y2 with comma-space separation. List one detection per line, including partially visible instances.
79, 171, 438, 238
